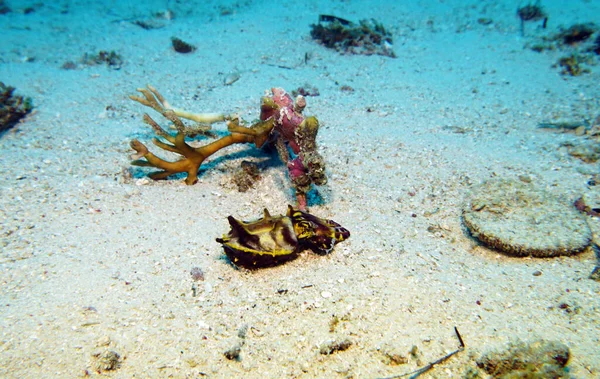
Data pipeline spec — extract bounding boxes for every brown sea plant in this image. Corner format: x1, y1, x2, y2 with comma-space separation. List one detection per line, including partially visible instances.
0, 82, 33, 132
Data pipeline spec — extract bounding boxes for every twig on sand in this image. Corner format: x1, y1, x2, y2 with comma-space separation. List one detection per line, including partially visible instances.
377, 327, 465, 379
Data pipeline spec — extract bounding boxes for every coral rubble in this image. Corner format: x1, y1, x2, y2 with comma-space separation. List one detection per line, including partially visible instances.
0, 82, 33, 132
80, 50, 123, 70
310, 15, 395, 57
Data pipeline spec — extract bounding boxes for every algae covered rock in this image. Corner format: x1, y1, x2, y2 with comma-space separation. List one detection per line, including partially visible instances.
463, 179, 591, 257
476, 340, 570, 378
0, 82, 33, 132
310, 15, 395, 57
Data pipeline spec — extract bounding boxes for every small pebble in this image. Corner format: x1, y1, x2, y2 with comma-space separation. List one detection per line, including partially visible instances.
96, 336, 111, 347
224, 343, 242, 360
94, 350, 121, 372
518, 175, 532, 183
321, 291, 332, 299
224, 72, 240, 85
135, 178, 150, 186
532, 270, 542, 276
319, 338, 352, 355
575, 125, 586, 136
190, 267, 205, 281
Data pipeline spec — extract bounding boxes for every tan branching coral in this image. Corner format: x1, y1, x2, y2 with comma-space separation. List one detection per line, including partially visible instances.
129, 85, 273, 185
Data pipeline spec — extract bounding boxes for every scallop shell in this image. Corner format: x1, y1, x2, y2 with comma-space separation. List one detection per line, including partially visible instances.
223, 71, 240, 86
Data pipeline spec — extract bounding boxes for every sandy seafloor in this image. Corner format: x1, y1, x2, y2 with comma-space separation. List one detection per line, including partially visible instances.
1, 0, 600, 377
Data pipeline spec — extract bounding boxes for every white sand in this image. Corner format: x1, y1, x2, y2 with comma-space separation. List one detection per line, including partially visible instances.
1, 0, 599, 377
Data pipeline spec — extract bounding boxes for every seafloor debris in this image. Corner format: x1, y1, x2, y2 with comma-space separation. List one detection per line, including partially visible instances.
189, 266, 205, 281
539, 115, 600, 162
538, 120, 588, 135
232, 160, 260, 192
216, 206, 350, 269
386, 327, 465, 378
310, 14, 395, 57
529, 23, 597, 51
563, 140, 600, 163
0, 0, 11, 14
129, 85, 327, 209
319, 338, 352, 355
80, 50, 123, 70
476, 340, 570, 378
223, 71, 240, 86
224, 342, 243, 360
558, 23, 596, 45
92, 350, 121, 372
524, 20, 598, 75
517, 2, 548, 35
590, 244, 600, 282
171, 37, 196, 53
0, 82, 33, 132
463, 179, 591, 257
291, 84, 320, 98
557, 53, 591, 76
132, 18, 165, 30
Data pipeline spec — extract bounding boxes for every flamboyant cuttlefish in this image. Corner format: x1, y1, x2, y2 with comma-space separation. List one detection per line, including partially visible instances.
216, 206, 350, 269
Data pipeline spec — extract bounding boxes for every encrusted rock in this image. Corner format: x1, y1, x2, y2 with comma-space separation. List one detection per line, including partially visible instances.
463, 179, 591, 257
93, 350, 121, 372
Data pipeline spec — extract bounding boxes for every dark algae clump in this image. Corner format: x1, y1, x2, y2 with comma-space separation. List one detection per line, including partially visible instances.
310, 15, 395, 57
232, 160, 260, 192
559, 23, 596, 45
80, 50, 123, 70
0, 82, 33, 132
557, 54, 588, 76
0, 0, 11, 14
522, 15, 598, 75
171, 37, 196, 53
517, 1, 547, 35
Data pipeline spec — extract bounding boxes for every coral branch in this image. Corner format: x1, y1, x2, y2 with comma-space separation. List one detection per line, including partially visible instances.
129, 87, 275, 185
130, 85, 226, 125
